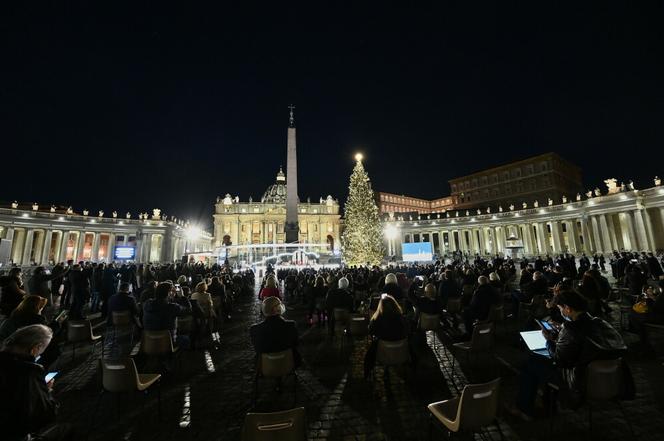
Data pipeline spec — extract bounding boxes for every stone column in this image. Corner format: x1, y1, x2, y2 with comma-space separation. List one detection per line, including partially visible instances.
41, 230, 53, 264
605, 214, 619, 251
107, 233, 116, 262
22, 229, 35, 265
567, 220, 582, 253
598, 214, 615, 252
59, 232, 70, 262
622, 212, 638, 251
134, 233, 143, 262
75, 231, 86, 261
642, 209, 657, 252
536, 223, 549, 255
590, 216, 604, 253
449, 230, 457, 252
91, 232, 101, 261
633, 209, 651, 251
522, 224, 534, 255
580, 217, 593, 253
551, 221, 563, 254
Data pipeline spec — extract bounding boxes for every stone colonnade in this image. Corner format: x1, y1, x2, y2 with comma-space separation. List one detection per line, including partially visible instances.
384, 186, 664, 258
0, 210, 212, 265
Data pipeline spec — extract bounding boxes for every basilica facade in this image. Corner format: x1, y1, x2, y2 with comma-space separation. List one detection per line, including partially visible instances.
212, 168, 341, 251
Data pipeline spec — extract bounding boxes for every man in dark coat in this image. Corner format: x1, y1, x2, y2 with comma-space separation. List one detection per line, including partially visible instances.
462, 276, 499, 337
67, 265, 90, 320
509, 291, 626, 421
250, 296, 301, 367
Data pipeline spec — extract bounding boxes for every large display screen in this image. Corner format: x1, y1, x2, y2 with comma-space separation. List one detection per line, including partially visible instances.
114, 246, 136, 260
401, 242, 433, 262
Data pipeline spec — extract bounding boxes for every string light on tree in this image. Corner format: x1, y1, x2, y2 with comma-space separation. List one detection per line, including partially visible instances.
341, 153, 384, 266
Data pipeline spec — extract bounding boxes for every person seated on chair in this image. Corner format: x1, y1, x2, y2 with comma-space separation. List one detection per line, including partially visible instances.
507, 290, 627, 421
410, 282, 442, 316
142, 281, 192, 348
437, 270, 460, 308
461, 276, 499, 339
325, 277, 354, 336
382, 273, 404, 301
250, 296, 301, 367
363, 294, 411, 379
628, 285, 664, 344
0, 295, 65, 370
107, 282, 141, 328
0, 324, 74, 441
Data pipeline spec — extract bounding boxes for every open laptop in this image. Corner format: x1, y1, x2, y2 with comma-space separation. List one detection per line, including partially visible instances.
520, 330, 551, 358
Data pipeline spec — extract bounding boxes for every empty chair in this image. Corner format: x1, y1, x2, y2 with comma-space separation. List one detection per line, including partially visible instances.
586, 358, 635, 437
88, 357, 161, 434
141, 330, 178, 356
418, 312, 441, 349
451, 322, 494, 371
373, 338, 411, 383
67, 319, 102, 360
107, 311, 136, 355
428, 378, 502, 439
241, 407, 306, 441
349, 315, 369, 339
141, 330, 180, 371
253, 349, 297, 406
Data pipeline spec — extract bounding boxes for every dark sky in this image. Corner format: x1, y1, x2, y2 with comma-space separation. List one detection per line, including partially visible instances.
2, 3, 664, 229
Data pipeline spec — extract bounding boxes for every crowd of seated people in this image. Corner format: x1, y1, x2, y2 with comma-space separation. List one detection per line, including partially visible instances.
0, 248, 662, 438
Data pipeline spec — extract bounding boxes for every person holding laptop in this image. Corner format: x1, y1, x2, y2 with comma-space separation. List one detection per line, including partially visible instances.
508, 290, 626, 421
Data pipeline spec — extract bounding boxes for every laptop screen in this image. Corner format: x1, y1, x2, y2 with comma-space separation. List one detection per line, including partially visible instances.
520, 330, 547, 351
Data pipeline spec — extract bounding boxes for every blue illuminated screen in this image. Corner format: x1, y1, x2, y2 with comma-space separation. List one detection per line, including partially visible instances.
401, 242, 433, 262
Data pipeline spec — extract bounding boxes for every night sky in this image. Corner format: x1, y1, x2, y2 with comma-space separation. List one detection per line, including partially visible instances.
3, 3, 664, 229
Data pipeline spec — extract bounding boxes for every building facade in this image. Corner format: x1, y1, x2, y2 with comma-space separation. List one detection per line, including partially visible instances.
0, 205, 212, 266
213, 168, 341, 251
375, 192, 456, 215
383, 179, 664, 258
449, 152, 583, 210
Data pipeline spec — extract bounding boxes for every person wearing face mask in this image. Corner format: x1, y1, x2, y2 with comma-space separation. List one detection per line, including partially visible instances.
507, 290, 627, 421
0, 324, 74, 440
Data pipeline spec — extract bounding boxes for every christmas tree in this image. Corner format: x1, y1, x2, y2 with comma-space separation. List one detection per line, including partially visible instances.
341, 154, 385, 266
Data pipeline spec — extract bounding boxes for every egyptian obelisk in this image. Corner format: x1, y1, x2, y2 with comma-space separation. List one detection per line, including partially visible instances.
284, 104, 299, 243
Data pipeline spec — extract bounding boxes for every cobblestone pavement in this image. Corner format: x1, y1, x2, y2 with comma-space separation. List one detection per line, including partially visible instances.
51, 281, 664, 441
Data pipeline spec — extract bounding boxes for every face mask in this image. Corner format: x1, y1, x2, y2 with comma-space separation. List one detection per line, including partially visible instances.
562, 313, 572, 322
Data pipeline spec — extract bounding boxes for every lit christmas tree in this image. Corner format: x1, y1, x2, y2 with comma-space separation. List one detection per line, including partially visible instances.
341, 154, 384, 266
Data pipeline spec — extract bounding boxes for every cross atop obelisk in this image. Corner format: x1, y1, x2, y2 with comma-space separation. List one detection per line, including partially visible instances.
284, 104, 299, 243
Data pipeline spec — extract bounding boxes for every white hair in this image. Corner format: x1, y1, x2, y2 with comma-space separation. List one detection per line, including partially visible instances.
489, 272, 500, 281
338, 277, 349, 289
385, 273, 397, 285
2, 324, 53, 352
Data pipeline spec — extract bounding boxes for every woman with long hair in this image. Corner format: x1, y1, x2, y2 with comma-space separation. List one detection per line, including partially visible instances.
364, 294, 409, 379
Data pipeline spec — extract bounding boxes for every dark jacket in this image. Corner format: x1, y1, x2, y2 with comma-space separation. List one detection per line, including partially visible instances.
0, 351, 58, 440
382, 283, 403, 300
250, 315, 299, 355
143, 298, 191, 338
0, 277, 25, 316
107, 292, 140, 325
369, 314, 408, 341
468, 284, 499, 322
0, 313, 47, 341
547, 313, 626, 393
325, 288, 354, 312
